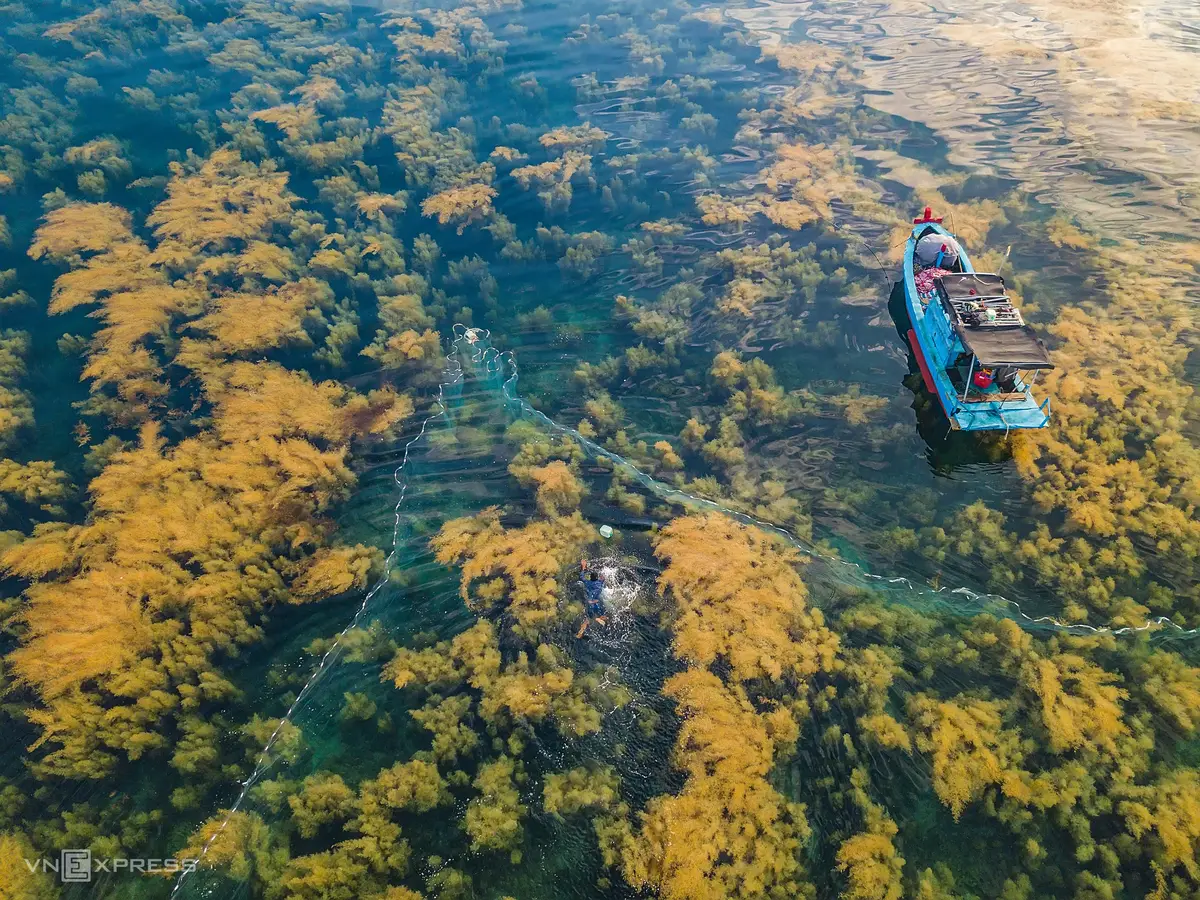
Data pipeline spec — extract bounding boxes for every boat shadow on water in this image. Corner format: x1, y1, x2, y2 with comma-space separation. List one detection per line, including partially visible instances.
887, 281, 1019, 472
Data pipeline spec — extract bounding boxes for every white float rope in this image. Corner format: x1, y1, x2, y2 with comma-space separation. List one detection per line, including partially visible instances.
457, 324, 1199, 640
172, 328, 482, 896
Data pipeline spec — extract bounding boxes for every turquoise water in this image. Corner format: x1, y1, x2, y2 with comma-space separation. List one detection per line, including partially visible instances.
2, 0, 1200, 898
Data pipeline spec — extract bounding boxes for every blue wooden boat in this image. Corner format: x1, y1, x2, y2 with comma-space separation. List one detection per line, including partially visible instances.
902, 208, 1052, 432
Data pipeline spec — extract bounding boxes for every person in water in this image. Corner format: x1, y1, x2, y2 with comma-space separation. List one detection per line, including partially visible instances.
575, 560, 608, 638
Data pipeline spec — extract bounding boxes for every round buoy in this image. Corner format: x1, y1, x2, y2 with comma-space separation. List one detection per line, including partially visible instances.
599, 525, 614, 539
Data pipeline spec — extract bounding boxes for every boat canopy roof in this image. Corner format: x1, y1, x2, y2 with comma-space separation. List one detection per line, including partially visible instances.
935, 273, 1055, 369
957, 325, 1054, 369
937, 272, 1007, 300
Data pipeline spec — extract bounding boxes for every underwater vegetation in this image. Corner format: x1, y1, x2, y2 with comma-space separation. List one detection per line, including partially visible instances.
0, 0, 1198, 898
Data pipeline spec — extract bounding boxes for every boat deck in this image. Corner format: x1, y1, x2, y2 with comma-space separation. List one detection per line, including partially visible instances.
946, 368, 1029, 402
949, 399, 1050, 430
944, 366, 1050, 427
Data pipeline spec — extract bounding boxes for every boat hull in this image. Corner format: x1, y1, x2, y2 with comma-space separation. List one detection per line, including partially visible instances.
902, 224, 1050, 432
906, 328, 936, 395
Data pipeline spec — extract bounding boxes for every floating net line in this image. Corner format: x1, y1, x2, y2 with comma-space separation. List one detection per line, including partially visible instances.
466, 324, 1198, 640
172, 328, 487, 897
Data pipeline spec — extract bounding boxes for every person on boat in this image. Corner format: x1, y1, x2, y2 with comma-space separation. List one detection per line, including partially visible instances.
994, 366, 1018, 392
915, 233, 962, 270
575, 560, 608, 638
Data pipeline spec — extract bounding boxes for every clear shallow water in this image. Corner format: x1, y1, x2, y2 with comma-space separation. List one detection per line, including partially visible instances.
1, 0, 1199, 898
